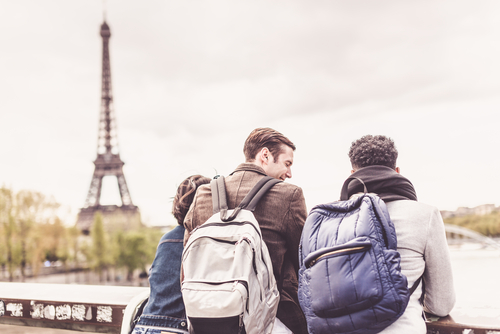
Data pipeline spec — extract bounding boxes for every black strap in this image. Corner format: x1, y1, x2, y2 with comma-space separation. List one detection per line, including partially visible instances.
240, 176, 281, 211
131, 298, 149, 332
409, 276, 423, 296
211, 176, 281, 221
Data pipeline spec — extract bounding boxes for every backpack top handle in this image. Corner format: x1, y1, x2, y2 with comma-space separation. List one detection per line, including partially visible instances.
340, 176, 368, 200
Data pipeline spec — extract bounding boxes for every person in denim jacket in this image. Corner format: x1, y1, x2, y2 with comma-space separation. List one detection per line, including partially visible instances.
133, 175, 211, 334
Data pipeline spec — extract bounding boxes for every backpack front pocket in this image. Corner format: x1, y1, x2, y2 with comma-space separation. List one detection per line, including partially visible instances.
182, 280, 248, 334
304, 240, 382, 318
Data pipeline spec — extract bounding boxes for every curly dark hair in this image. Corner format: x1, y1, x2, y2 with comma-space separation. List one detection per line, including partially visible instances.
172, 175, 211, 225
348, 135, 398, 170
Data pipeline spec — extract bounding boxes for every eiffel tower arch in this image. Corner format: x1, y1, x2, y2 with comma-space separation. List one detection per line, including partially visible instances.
76, 20, 141, 234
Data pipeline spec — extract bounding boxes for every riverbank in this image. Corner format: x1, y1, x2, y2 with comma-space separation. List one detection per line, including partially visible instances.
1, 268, 148, 287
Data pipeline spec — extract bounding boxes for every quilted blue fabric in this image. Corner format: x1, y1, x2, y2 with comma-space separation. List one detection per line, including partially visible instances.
298, 194, 409, 334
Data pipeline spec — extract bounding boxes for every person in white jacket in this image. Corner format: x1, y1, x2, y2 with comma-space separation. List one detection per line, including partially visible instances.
344, 134, 456, 334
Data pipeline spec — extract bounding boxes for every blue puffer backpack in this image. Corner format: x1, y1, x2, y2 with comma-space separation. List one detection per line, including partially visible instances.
298, 186, 420, 334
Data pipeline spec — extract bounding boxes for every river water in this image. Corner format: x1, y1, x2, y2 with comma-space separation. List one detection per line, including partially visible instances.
447, 243, 500, 327
1, 244, 500, 333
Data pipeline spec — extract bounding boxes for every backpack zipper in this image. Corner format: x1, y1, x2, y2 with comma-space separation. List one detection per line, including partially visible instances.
237, 237, 258, 275
205, 236, 237, 245
183, 233, 259, 264
192, 221, 261, 238
234, 280, 250, 312
261, 252, 272, 291
183, 235, 237, 256
307, 245, 368, 268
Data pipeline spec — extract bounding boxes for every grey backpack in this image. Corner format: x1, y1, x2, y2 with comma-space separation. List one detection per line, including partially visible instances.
182, 176, 280, 334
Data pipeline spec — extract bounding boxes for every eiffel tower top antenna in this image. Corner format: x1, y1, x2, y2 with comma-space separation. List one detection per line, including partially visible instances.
102, 0, 107, 21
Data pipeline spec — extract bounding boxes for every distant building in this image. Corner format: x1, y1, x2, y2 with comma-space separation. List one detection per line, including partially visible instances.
441, 204, 498, 219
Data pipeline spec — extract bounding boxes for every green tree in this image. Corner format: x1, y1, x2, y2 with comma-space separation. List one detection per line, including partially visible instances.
90, 212, 111, 281
14, 190, 58, 280
64, 225, 81, 272
0, 187, 20, 281
42, 217, 67, 262
115, 231, 148, 281
113, 228, 161, 282
30, 224, 45, 278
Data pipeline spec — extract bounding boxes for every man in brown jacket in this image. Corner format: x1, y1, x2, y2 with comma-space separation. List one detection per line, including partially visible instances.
183, 127, 308, 334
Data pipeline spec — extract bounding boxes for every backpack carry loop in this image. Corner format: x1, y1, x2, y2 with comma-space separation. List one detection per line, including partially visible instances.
212, 176, 281, 222
340, 176, 368, 197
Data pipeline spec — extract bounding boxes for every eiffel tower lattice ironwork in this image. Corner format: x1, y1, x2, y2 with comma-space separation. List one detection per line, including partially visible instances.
77, 20, 140, 234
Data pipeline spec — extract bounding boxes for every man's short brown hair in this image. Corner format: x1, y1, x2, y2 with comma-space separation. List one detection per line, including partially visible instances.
243, 127, 296, 162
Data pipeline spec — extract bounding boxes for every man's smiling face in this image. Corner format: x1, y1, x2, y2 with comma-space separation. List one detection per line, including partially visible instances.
264, 145, 294, 181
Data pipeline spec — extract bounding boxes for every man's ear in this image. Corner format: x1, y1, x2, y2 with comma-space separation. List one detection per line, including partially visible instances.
395, 167, 400, 174
351, 169, 355, 174
259, 147, 270, 164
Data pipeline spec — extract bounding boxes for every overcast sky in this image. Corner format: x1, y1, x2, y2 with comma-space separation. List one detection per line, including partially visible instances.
1, 1, 500, 227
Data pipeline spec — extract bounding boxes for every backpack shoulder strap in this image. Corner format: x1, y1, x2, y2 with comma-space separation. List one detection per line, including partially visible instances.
223, 176, 281, 221
241, 176, 281, 211
409, 276, 423, 296
211, 176, 228, 219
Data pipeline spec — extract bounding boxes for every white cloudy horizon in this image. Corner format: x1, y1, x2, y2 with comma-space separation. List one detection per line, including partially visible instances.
1, 0, 500, 227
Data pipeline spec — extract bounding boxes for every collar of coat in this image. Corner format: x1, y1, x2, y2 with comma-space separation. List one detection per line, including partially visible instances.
232, 162, 267, 176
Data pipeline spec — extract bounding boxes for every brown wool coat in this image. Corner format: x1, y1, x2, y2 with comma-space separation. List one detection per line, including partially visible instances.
183, 163, 308, 334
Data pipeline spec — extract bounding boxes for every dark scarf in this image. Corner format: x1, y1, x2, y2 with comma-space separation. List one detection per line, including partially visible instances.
340, 165, 417, 203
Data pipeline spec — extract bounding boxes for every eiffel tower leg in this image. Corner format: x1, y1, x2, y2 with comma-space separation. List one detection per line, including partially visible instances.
84, 170, 104, 208
116, 168, 133, 206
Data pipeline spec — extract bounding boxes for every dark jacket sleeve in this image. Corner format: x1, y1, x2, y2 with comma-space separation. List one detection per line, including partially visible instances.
284, 187, 307, 273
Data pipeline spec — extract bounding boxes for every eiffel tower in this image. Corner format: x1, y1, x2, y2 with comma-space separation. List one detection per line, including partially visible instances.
76, 20, 140, 234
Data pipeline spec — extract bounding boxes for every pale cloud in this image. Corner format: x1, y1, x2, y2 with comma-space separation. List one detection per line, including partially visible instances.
1, 0, 500, 226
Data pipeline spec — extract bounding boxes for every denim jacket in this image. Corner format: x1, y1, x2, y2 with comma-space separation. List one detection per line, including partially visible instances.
134, 225, 188, 333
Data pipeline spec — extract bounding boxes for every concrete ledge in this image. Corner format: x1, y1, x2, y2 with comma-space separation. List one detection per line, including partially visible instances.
1, 282, 500, 333
427, 315, 500, 334
0, 282, 148, 333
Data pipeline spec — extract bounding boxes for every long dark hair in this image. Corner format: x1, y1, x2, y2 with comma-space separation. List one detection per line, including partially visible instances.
172, 175, 211, 225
